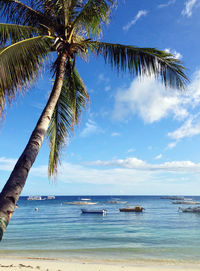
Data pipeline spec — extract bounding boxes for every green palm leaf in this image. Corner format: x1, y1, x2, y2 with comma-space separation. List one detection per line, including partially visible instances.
91, 41, 188, 89
0, 23, 40, 45
0, 0, 53, 27
47, 60, 89, 178
47, 88, 72, 178
32, 0, 65, 25
72, 0, 115, 38
0, 35, 53, 116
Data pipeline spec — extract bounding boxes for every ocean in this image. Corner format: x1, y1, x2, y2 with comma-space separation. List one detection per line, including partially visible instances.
1, 195, 200, 263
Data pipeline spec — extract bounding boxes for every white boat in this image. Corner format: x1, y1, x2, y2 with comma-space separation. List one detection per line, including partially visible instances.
64, 200, 98, 205
105, 198, 127, 204
47, 196, 56, 200
106, 200, 127, 204
172, 200, 200, 205
160, 196, 185, 200
27, 196, 43, 201
179, 206, 200, 213
81, 208, 107, 214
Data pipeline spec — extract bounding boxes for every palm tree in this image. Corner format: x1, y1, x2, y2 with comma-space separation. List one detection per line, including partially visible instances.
0, 0, 187, 240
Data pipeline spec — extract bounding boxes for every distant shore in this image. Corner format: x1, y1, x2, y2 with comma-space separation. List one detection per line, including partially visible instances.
1, 256, 200, 271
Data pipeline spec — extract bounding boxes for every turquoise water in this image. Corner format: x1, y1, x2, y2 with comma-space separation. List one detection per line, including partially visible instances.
1, 195, 200, 262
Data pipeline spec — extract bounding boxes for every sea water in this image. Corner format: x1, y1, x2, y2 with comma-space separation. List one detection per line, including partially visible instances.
1, 195, 200, 263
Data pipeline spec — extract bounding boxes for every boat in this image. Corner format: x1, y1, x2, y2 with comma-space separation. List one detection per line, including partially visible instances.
179, 206, 200, 213
47, 196, 56, 200
160, 196, 185, 200
106, 200, 127, 204
64, 200, 98, 205
27, 196, 43, 201
119, 206, 144, 212
81, 208, 107, 214
104, 197, 127, 204
172, 200, 200, 205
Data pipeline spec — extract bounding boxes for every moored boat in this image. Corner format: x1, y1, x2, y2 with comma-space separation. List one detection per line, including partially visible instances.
47, 196, 56, 200
119, 206, 144, 212
179, 206, 200, 213
81, 208, 107, 214
160, 196, 185, 200
27, 196, 43, 201
106, 200, 127, 204
172, 200, 200, 205
64, 200, 98, 205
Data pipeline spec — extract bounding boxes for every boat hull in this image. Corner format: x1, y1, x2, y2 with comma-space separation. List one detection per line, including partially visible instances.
81, 209, 106, 214
179, 207, 200, 213
120, 207, 144, 212
120, 209, 143, 212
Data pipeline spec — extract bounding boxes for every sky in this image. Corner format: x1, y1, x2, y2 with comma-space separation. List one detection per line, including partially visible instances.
1, 0, 200, 196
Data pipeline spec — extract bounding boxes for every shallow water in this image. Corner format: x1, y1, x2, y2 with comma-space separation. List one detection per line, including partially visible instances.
1, 195, 200, 262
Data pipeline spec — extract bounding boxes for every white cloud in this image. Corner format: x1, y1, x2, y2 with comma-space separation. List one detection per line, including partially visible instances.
89, 157, 147, 169
80, 120, 102, 137
111, 132, 120, 137
98, 73, 110, 84
98, 74, 111, 92
155, 154, 162, 160
182, 0, 199, 17
166, 141, 177, 149
127, 148, 135, 153
58, 162, 152, 185
113, 76, 188, 123
158, 0, 176, 8
123, 10, 148, 31
112, 69, 200, 147
168, 115, 200, 140
2, 156, 200, 192
166, 70, 200, 142
0, 157, 17, 171
165, 48, 182, 60
113, 69, 200, 145
105, 85, 111, 91
88, 157, 200, 173
111, 69, 200, 149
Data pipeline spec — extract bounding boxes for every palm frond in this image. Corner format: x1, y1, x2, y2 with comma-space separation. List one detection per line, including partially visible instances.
91, 41, 188, 89
46, 88, 72, 179
0, 36, 53, 117
32, 0, 64, 24
65, 59, 89, 126
0, 23, 40, 46
47, 60, 89, 178
72, 0, 115, 38
0, 0, 53, 27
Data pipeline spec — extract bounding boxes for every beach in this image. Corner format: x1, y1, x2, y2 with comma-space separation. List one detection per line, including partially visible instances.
1, 256, 200, 271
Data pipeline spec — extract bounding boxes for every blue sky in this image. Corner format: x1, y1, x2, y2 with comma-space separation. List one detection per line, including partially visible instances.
1, 0, 200, 196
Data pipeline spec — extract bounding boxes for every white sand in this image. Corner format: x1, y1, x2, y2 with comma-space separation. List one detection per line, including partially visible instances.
0, 256, 200, 271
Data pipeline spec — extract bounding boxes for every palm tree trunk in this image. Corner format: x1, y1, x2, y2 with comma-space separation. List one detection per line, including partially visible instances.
0, 52, 68, 240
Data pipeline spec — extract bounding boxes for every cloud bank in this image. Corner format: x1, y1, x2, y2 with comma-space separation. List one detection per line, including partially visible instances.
2, 156, 200, 185
88, 157, 200, 173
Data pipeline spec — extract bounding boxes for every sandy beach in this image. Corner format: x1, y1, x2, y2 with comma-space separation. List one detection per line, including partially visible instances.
1, 256, 200, 271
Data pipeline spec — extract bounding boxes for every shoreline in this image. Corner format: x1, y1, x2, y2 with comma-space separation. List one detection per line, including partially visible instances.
1, 255, 200, 271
